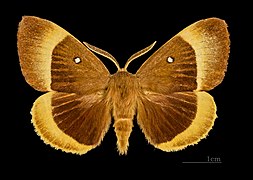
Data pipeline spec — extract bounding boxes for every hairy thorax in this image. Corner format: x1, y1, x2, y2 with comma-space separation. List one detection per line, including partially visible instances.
107, 70, 139, 119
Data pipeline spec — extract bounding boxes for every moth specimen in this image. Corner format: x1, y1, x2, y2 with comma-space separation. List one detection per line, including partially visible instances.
17, 16, 229, 155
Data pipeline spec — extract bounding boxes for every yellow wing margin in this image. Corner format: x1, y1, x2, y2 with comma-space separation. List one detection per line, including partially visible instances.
156, 92, 217, 151
31, 92, 94, 155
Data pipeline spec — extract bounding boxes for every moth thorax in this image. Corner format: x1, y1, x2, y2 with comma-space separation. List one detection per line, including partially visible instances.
113, 119, 133, 155
109, 71, 138, 119
110, 72, 137, 97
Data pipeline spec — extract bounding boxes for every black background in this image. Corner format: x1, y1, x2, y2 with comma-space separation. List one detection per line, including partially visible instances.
4, 0, 247, 175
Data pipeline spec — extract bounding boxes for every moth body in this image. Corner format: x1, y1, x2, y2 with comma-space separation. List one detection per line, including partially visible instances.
108, 71, 138, 154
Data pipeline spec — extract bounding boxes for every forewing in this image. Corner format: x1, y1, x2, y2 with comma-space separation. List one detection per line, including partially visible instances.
17, 16, 110, 94
136, 18, 229, 93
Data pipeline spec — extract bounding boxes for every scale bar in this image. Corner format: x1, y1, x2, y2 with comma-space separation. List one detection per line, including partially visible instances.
182, 161, 222, 164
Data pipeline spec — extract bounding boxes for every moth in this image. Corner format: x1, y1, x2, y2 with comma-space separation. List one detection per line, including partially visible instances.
17, 16, 229, 155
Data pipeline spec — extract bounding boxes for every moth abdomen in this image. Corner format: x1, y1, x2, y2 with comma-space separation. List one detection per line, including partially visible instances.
113, 119, 133, 155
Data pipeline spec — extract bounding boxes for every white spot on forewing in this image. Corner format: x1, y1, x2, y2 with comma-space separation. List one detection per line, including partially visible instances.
167, 57, 174, 63
74, 57, 81, 64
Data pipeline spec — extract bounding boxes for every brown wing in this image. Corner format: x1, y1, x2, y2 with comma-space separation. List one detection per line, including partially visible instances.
136, 18, 229, 93
137, 91, 216, 151
32, 92, 111, 154
17, 16, 112, 154
17, 16, 110, 94
136, 18, 229, 151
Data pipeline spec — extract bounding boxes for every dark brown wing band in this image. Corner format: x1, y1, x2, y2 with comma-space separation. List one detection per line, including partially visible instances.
32, 92, 112, 155
136, 18, 229, 93
17, 16, 110, 93
137, 91, 216, 151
